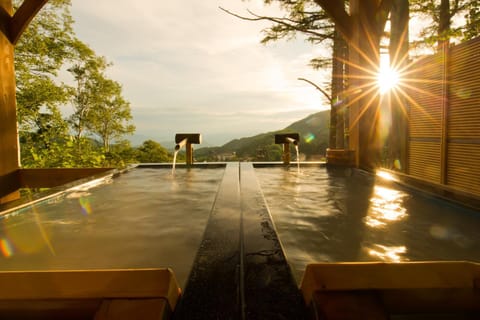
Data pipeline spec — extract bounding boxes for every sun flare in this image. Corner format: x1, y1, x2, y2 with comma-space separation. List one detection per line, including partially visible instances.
378, 65, 400, 94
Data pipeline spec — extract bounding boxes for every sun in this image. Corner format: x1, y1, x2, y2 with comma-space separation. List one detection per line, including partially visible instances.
377, 64, 400, 94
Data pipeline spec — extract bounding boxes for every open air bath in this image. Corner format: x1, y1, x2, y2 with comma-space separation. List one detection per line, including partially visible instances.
254, 166, 480, 283
1, 0, 480, 318
0, 166, 225, 288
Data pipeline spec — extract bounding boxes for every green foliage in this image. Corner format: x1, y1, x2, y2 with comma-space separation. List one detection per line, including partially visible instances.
84, 77, 135, 152
14, 0, 136, 169
14, 0, 74, 127
257, 0, 334, 45
136, 140, 171, 163
410, 0, 480, 51
462, 1, 480, 40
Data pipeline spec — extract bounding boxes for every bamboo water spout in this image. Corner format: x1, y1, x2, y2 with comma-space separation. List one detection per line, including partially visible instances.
175, 133, 202, 165
275, 133, 300, 165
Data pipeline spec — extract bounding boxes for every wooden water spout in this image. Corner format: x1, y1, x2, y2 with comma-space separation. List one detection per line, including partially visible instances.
175, 133, 202, 165
275, 133, 300, 165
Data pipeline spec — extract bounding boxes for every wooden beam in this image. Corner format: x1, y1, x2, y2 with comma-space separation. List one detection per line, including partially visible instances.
9, 0, 48, 44
313, 0, 352, 40
19, 168, 114, 188
0, 169, 20, 203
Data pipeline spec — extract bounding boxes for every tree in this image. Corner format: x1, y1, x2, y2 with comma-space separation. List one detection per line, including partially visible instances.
66, 38, 135, 154
15, 0, 135, 168
104, 140, 137, 167
84, 76, 135, 152
14, 0, 74, 138
136, 140, 171, 163
410, 0, 480, 51
14, 0, 85, 168
68, 43, 102, 148
222, 1, 348, 149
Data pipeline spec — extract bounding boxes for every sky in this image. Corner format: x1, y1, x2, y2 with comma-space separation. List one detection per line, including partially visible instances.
69, 0, 331, 146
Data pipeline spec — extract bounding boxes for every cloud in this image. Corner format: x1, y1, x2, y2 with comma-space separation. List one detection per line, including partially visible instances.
70, 0, 331, 146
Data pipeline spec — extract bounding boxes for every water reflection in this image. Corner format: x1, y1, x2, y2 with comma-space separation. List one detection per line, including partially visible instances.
0, 168, 224, 287
366, 244, 407, 262
256, 167, 480, 283
376, 170, 397, 181
364, 185, 408, 228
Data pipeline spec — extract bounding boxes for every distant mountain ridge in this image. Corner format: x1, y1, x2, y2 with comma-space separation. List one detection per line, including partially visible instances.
195, 110, 330, 161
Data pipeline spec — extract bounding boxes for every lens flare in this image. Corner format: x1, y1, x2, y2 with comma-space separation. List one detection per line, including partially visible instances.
304, 133, 315, 143
0, 238, 14, 258
393, 159, 402, 170
79, 197, 93, 215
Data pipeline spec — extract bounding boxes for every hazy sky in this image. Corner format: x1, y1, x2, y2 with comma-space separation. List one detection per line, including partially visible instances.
70, 0, 331, 146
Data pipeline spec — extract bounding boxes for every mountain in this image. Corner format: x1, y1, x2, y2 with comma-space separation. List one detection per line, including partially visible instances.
195, 110, 330, 161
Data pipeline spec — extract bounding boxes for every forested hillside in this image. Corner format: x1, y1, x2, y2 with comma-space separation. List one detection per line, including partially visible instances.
195, 110, 330, 161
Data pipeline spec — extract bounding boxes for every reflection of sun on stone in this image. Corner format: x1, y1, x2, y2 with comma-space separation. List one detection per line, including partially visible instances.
364, 186, 407, 228
367, 244, 407, 262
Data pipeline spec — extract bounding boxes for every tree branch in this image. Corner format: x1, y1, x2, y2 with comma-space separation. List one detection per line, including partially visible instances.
298, 77, 332, 103
219, 6, 331, 41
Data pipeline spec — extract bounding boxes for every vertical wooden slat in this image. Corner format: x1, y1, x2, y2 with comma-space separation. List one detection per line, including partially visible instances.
440, 43, 449, 185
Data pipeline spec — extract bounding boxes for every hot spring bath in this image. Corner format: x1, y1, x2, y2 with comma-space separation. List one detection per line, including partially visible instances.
3, 164, 480, 284
254, 166, 480, 283
0, 166, 225, 287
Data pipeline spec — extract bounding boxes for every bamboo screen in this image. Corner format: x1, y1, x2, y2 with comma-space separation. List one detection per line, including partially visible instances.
447, 38, 480, 195
407, 53, 444, 184
406, 37, 480, 197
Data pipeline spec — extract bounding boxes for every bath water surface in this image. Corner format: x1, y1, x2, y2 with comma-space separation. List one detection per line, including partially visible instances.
0, 167, 224, 287
255, 166, 480, 283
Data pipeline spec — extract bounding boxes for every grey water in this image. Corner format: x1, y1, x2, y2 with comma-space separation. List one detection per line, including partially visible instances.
0, 168, 224, 287
255, 166, 480, 283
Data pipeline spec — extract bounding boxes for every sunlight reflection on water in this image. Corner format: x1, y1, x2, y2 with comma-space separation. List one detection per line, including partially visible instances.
255, 167, 480, 283
364, 185, 408, 228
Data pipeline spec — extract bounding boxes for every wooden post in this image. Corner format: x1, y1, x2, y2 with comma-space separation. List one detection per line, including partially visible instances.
314, 0, 390, 170
389, 0, 409, 172
282, 143, 290, 165
349, 0, 382, 170
0, 0, 20, 203
186, 143, 193, 165
440, 42, 449, 184
274, 133, 299, 165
